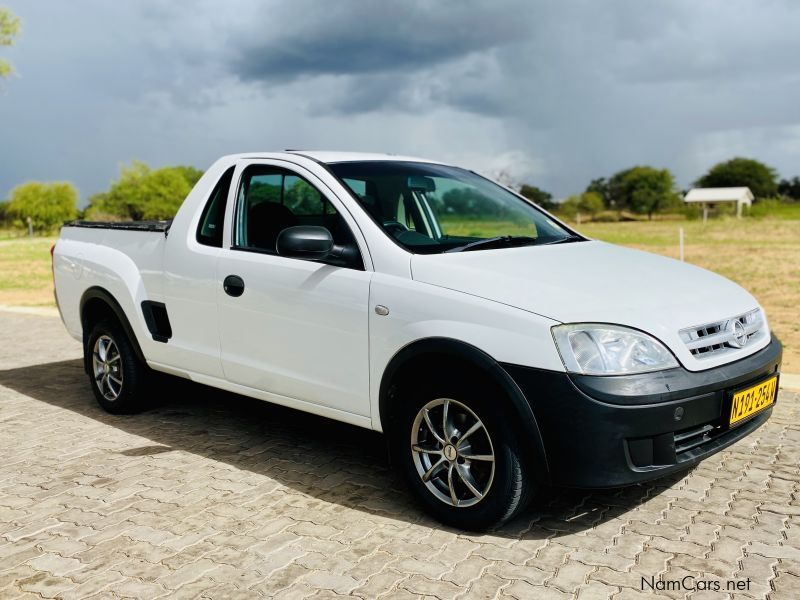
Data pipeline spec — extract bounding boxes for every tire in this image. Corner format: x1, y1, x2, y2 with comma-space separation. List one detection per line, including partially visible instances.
85, 319, 149, 414
389, 374, 533, 531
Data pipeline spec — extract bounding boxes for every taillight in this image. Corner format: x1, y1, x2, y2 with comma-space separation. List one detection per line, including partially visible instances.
50, 243, 56, 257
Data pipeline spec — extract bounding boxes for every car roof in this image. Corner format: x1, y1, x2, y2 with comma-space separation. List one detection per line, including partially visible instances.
221, 150, 446, 166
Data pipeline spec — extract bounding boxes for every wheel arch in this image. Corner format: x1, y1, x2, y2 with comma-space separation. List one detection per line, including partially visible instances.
80, 286, 146, 371
379, 337, 550, 483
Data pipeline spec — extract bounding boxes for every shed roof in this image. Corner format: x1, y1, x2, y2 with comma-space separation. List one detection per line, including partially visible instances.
684, 187, 754, 203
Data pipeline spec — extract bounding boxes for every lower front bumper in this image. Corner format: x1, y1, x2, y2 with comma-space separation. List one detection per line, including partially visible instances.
502, 335, 782, 488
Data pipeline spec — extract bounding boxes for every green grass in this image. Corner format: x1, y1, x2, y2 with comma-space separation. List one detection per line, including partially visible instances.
749, 201, 800, 220
0, 237, 56, 305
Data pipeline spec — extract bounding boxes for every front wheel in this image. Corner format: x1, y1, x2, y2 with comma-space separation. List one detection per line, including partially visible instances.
390, 380, 533, 530
86, 319, 149, 414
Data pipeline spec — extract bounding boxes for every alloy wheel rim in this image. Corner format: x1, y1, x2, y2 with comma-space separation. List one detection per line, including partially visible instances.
92, 335, 123, 401
410, 398, 495, 507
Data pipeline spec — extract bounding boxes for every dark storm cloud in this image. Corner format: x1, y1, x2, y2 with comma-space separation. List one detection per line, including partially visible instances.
3, 0, 800, 202
229, 0, 530, 82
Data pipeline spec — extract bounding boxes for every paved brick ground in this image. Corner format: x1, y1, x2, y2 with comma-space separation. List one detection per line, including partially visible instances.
1, 311, 799, 599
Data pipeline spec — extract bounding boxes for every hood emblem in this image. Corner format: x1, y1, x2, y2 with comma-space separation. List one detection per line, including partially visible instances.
730, 319, 748, 348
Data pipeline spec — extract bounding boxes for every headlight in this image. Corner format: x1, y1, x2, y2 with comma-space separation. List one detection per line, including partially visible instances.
552, 324, 678, 375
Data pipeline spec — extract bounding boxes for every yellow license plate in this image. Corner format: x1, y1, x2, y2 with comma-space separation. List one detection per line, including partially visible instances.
729, 376, 777, 426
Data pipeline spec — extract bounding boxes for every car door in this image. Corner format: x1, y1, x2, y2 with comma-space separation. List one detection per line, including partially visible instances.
216, 160, 373, 417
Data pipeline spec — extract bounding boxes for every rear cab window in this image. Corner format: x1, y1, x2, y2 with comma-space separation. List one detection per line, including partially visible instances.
196, 167, 235, 247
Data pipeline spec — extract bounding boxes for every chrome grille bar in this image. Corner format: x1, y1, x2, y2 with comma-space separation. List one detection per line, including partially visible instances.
679, 308, 765, 359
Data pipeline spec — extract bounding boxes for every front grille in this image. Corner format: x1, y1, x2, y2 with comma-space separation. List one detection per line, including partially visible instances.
679, 308, 765, 359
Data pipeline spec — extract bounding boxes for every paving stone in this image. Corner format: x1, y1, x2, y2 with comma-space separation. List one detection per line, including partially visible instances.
343, 550, 394, 581
458, 572, 509, 598
157, 557, 217, 589
106, 578, 168, 598
486, 560, 550, 585
301, 570, 360, 595
25, 552, 83, 576
110, 556, 172, 583
575, 580, 619, 599
547, 560, 595, 594
16, 571, 77, 599
504, 580, 571, 599
351, 568, 406, 598
203, 563, 269, 590
58, 570, 126, 600
35, 535, 90, 557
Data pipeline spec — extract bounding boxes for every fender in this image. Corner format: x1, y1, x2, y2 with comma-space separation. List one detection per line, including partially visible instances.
79, 286, 147, 370
379, 337, 551, 484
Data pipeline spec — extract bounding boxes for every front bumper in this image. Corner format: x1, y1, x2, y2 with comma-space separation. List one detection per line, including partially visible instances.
502, 335, 782, 488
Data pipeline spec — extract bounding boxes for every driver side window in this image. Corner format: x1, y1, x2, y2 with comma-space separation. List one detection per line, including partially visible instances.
234, 165, 363, 269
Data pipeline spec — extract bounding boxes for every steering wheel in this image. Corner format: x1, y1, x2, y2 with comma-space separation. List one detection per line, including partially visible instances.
382, 220, 409, 235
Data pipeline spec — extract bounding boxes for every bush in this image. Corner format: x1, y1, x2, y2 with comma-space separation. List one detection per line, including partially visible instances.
750, 198, 783, 218
7, 181, 79, 232
683, 204, 701, 220
558, 192, 605, 221
84, 161, 203, 221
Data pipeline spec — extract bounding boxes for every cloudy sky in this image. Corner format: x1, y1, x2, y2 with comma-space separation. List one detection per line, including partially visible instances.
2, 0, 800, 204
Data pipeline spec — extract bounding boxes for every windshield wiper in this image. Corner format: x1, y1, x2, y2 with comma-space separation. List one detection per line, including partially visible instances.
542, 234, 584, 245
445, 235, 538, 253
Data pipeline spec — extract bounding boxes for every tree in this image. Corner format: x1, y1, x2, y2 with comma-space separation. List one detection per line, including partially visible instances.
559, 191, 604, 220
84, 161, 203, 220
593, 166, 678, 217
578, 191, 604, 216
0, 7, 21, 79
778, 177, 800, 202
622, 167, 680, 220
518, 184, 557, 211
586, 168, 644, 211
694, 157, 778, 199
7, 182, 79, 231
606, 168, 639, 211
585, 178, 612, 208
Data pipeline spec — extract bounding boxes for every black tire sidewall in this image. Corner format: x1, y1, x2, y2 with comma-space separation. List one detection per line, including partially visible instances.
86, 319, 145, 414
390, 376, 529, 530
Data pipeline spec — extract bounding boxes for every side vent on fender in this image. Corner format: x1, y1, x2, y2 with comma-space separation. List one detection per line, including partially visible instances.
141, 301, 172, 343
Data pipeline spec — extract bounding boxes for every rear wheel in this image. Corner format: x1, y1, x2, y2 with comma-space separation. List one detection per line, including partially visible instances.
390, 376, 533, 530
86, 319, 149, 414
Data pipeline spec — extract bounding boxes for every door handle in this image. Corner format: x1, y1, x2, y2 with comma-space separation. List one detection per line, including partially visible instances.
223, 275, 245, 297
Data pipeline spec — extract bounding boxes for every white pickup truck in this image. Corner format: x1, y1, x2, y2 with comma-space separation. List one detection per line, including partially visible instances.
53, 151, 782, 529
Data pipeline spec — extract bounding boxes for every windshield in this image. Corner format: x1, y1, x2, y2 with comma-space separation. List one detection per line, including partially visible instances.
328, 161, 579, 254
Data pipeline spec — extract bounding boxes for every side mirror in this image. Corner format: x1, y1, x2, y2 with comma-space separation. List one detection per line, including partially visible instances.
276, 226, 333, 260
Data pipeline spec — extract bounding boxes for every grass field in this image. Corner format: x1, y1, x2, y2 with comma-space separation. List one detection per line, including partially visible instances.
1, 218, 798, 370
0, 237, 55, 306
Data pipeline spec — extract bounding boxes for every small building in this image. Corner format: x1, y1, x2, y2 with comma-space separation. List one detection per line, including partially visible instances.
683, 187, 754, 219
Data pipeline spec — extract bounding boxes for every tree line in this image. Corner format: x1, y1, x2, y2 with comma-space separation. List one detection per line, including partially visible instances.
0, 162, 203, 233
520, 157, 799, 221
2, 156, 799, 233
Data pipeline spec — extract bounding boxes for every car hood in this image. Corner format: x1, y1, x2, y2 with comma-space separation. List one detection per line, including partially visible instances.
410, 240, 768, 371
